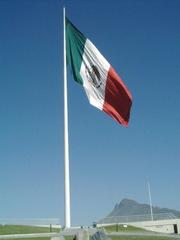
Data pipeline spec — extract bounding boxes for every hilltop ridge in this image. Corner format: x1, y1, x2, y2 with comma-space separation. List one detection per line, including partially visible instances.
107, 198, 180, 218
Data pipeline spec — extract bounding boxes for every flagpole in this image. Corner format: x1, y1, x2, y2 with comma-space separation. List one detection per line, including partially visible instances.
63, 6, 71, 228
147, 181, 153, 221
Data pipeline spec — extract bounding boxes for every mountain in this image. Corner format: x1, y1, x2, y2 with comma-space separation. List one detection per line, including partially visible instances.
107, 199, 180, 218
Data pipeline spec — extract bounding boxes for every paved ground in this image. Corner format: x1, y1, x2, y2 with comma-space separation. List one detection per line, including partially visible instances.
0, 232, 59, 239
62, 227, 97, 236
109, 231, 180, 238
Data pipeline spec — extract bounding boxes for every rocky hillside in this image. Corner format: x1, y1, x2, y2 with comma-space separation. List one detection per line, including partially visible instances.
107, 199, 180, 218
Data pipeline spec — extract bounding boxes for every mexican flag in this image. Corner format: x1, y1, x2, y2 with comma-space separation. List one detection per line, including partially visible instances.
66, 17, 132, 126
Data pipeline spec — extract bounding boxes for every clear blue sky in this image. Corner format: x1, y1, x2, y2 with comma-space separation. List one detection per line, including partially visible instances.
0, 0, 180, 226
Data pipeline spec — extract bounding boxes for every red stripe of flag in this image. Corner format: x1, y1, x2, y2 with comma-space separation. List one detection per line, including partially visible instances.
103, 66, 132, 126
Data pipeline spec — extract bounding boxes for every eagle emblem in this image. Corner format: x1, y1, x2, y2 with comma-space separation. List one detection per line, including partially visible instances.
85, 65, 102, 88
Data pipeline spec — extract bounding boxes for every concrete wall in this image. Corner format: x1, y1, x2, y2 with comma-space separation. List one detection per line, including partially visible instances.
131, 219, 180, 234
98, 219, 180, 234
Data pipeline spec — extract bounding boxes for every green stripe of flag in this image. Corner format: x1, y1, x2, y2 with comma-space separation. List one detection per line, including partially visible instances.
66, 17, 86, 85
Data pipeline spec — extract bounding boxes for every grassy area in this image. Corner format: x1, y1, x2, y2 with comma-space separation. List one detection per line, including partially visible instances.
64, 237, 74, 240
0, 224, 59, 235
111, 237, 174, 240
0, 224, 60, 240
10, 239, 50, 240
101, 224, 146, 233
99, 226, 174, 240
